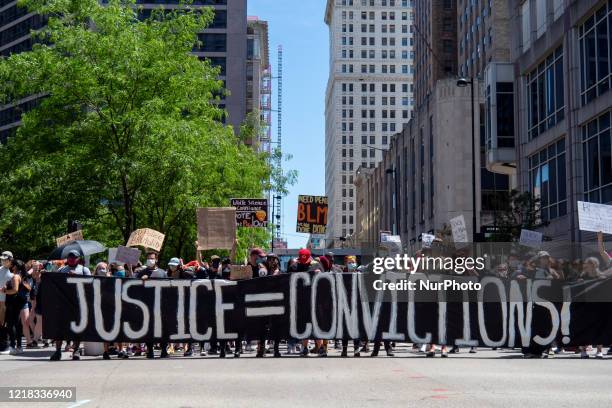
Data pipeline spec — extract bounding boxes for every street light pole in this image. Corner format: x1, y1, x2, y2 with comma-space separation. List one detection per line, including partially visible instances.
386, 168, 399, 235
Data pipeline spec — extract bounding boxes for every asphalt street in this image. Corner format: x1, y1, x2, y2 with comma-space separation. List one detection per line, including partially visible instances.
1, 345, 611, 408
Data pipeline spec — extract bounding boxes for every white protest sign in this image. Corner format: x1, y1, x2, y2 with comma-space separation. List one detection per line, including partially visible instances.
450, 215, 468, 243
519, 229, 543, 248
421, 233, 436, 249
115, 245, 141, 265
578, 201, 612, 234
108, 248, 118, 264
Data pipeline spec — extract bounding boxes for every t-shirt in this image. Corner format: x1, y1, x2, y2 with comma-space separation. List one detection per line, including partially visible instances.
57, 264, 92, 276
0, 266, 13, 302
136, 267, 166, 279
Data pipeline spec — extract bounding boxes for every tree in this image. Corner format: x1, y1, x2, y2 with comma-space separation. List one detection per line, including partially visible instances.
488, 189, 549, 242
0, 0, 271, 260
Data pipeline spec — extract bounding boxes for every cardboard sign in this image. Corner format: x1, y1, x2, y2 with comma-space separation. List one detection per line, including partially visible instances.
450, 215, 469, 243
108, 248, 118, 265
421, 233, 436, 248
519, 229, 543, 248
197, 208, 236, 250
231, 198, 268, 228
230, 265, 253, 281
296, 195, 328, 234
126, 228, 165, 252
578, 201, 612, 234
115, 245, 141, 265
56, 230, 84, 247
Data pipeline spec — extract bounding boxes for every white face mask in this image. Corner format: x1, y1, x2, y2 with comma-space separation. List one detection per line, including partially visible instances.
146, 259, 156, 268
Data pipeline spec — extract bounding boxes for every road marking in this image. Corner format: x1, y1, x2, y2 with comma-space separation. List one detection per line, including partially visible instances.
67, 400, 91, 408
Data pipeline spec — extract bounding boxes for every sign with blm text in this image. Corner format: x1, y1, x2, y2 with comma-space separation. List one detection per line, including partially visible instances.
56, 230, 84, 247
197, 208, 236, 250
519, 229, 543, 248
126, 228, 165, 252
230, 198, 268, 228
296, 195, 328, 234
578, 201, 612, 234
450, 215, 468, 244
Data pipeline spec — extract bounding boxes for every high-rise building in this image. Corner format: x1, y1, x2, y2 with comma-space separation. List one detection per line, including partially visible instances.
0, 0, 249, 142
506, 0, 611, 242
324, 0, 415, 248
247, 16, 272, 152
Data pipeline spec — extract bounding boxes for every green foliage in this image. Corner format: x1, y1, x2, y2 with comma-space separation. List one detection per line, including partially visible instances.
0, 0, 272, 261
489, 189, 549, 242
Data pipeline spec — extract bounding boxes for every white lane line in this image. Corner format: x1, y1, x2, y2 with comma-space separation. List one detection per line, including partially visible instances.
67, 399, 91, 408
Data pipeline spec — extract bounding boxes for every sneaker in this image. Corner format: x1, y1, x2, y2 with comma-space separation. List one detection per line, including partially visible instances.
426, 351, 435, 358
160, 350, 169, 359
103, 351, 111, 360
200, 350, 207, 357
341, 349, 348, 358
469, 347, 477, 354
441, 351, 449, 358
274, 350, 281, 358
27, 341, 38, 348
9, 347, 17, 355
580, 351, 589, 359
318, 348, 327, 358
419, 344, 427, 353
354, 351, 361, 357
72, 353, 80, 360
607, 347, 612, 356
596, 352, 604, 359
50, 350, 62, 361
120, 352, 129, 359
0, 348, 10, 355
386, 349, 394, 357
370, 350, 379, 357
42, 341, 49, 348
286, 345, 294, 355
450, 346, 459, 354
300, 347, 309, 357
234, 351, 241, 358
184, 349, 193, 357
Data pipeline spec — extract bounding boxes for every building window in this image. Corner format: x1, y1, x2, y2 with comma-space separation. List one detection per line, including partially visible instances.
582, 111, 612, 204
529, 139, 567, 221
579, 1, 611, 106
526, 46, 564, 140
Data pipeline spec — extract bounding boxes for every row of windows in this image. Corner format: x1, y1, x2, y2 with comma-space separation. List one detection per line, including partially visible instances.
582, 111, 612, 204
341, 122, 400, 132
529, 139, 567, 222
0, 3, 32, 27
341, 63, 413, 74
0, 14, 45, 47
0, 98, 39, 127
526, 46, 564, 140
340, 95, 412, 106
342, 135, 390, 144
341, 82, 412, 92
340, 0, 412, 8
579, 1, 612, 106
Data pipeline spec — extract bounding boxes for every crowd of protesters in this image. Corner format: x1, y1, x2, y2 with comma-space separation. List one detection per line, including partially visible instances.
1, 231, 611, 361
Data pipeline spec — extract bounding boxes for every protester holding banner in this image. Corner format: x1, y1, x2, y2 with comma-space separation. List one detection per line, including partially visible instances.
94, 262, 109, 277
136, 252, 168, 359
57, 250, 92, 276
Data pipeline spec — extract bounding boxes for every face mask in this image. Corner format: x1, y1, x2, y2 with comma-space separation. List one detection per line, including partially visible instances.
98, 268, 107, 274
115, 270, 125, 278
212, 261, 220, 268
45, 263, 53, 272
67, 258, 79, 267
223, 267, 231, 274
347, 263, 357, 271
256, 257, 266, 264
146, 259, 156, 268
169, 265, 177, 271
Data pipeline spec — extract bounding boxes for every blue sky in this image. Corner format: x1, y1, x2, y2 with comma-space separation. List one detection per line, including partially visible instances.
248, 0, 328, 248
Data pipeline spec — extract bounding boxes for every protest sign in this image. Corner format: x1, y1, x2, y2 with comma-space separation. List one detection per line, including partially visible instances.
230, 198, 268, 228
519, 229, 543, 248
56, 230, 84, 247
296, 195, 328, 234
421, 233, 436, 249
578, 201, 612, 234
126, 228, 165, 252
450, 215, 468, 243
42, 272, 612, 346
197, 208, 236, 250
115, 245, 141, 265
229, 265, 253, 281
108, 248, 118, 264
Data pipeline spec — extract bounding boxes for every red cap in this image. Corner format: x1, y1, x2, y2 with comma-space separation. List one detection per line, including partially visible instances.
298, 248, 311, 264
250, 248, 266, 257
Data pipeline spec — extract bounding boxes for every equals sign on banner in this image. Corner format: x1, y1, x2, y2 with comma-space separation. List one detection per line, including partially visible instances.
244, 292, 285, 317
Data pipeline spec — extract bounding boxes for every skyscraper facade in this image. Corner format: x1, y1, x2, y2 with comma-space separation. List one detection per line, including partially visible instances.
324, 0, 415, 248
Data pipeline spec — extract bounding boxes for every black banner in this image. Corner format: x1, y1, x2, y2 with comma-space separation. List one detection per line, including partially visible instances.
41, 272, 612, 346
